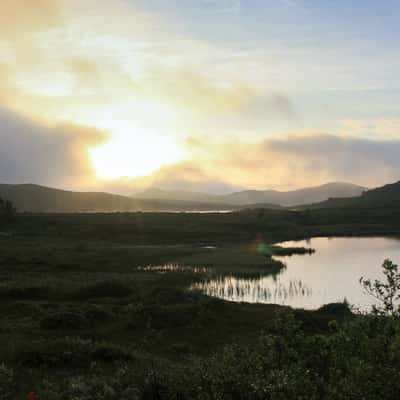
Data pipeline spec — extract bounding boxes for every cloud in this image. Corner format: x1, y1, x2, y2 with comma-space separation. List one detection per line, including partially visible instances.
339, 118, 400, 140
0, 107, 105, 188
0, 0, 296, 135
261, 133, 400, 188
137, 67, 294, 117
107, 133, 400, 194
0, 0, 60, 35
0, 106, 398, 194
0, 0, 398, 195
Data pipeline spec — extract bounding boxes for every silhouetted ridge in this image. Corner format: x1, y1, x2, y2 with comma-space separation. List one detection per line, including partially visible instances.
0, 184, 236, 213
301, 181, 400, 209
137, 182, 366, 207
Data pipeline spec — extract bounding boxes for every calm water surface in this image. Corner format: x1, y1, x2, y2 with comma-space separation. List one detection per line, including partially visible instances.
192, 237, 400, 310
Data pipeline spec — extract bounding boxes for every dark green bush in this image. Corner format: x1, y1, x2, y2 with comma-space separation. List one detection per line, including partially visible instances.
17, 337, 134, 368
6, 302, 42, 317
74, 280, 133, 299
148, 287, 199, 305
40, 311, 88, 330
318, 301, 352, 316
0, 286, 54, 300
84, 304, 114, 322
127, 303, 200, 330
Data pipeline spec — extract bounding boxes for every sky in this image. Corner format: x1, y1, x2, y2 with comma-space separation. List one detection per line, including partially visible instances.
1, 0, 400, 194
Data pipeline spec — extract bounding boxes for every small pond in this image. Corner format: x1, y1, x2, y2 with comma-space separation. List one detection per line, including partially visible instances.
192, 237, 400, 310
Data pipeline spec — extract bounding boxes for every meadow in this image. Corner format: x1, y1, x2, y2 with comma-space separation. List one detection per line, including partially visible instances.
1, 208, 400, 399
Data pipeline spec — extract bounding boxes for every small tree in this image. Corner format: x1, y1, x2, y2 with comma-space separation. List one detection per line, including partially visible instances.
0, 197, 16, 222
360, 259, 400, 316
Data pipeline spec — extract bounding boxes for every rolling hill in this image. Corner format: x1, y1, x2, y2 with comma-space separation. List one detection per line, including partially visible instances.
137, 182, 366, 207
0, 181, 369, 213
135, 188, 219, 203
0, 184, 237, 213
300, 181, 400, 209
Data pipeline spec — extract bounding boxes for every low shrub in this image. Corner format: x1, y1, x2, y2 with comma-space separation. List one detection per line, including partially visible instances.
127, 304, 200, 330
0, 286, 54, 300
318, 301, 352, 316
74, 281, 133, 299
84, 304, 114, 322
40, 311, 88, 330
17, 337, 134, 368
0, 364, 15, 400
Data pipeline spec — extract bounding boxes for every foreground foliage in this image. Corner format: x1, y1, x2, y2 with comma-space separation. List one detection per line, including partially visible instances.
2, 312, 398, 400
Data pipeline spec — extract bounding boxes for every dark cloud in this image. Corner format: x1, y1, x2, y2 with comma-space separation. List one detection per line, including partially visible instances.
264, 134, 400, 186
0, 108, 105, 188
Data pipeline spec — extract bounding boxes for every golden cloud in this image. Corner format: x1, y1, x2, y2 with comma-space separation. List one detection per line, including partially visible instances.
105, 133, 400, 194
0, 0, 59, 35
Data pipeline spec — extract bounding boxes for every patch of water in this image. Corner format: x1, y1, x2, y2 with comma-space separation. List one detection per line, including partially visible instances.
192, 237, 400, 310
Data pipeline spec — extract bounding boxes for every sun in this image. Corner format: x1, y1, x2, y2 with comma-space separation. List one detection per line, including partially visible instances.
89, 129, 184, 180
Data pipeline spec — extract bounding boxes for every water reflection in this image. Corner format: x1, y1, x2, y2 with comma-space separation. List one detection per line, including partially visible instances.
192, 276, 312, 304
138, 263, 208, 274
192, 237, 400, 310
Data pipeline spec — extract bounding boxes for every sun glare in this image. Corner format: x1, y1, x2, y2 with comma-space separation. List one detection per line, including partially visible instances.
89, 130, 184, 180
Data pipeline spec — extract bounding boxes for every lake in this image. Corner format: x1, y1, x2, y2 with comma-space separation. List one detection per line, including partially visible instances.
192, 237, 400, 310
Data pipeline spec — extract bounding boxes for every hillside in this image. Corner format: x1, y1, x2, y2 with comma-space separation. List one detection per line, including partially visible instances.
137, 182, 366, 207
301, 181, 400, 209
0, 182, 371, 213
135, 188, 219, 203
0, 184, 237, 213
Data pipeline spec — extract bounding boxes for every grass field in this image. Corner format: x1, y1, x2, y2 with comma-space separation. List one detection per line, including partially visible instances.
1, 208, 400, 398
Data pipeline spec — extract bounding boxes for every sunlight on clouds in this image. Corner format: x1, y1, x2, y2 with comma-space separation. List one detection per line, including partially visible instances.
0, 0, 399, 190
89, 129, 184, 180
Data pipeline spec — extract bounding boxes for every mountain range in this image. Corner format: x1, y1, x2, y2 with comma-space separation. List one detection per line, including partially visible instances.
0, 182, 366, 213
0, 184, 235, 213
136, 182, 366, 207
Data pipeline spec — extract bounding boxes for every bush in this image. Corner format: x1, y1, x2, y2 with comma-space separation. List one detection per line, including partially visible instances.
84, 304, 114, 322
74, 281, 133, 299
75, 242, 88, 253
127, 304, 200, 330
0, 286, 54, 300
318, 301, 352, 316
0, 364, 15, 400
40, 311, 88, 330
23, 312, 400, 399
148, 287, 198, 305
0, 198, 16, 223
6, 302, 42, 318
17, 337, 134, 368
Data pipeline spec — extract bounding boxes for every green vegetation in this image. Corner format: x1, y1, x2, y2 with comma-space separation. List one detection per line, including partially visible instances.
0, 197, 15, 223
2, 257, 400, 399
1, 199, 400, 398
360, 259, 400, 317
